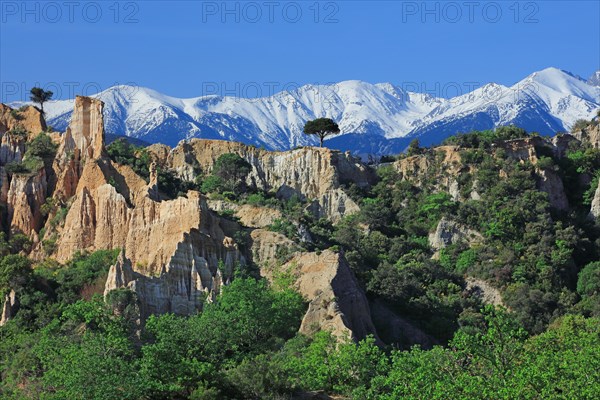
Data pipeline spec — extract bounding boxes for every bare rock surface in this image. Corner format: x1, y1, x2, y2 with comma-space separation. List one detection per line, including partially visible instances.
251, 229, 379, 342
0, 290, 19, 326
465, 277, 505, 307
161, 139, 374, 221
429, 217, 483, 253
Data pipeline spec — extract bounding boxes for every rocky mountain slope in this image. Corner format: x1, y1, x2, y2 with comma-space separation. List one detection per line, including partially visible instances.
2, 95, 600, 348
0, 97, 380, 342
16, 68, 600, 155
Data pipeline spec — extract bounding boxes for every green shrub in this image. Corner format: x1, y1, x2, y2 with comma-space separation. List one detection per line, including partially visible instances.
200, 175, 224, 194
577, 261, 600, 297
9, 109, 23, 121
25, 133, 57, 160
4, 161, 29, 174
8, 125, 28, 138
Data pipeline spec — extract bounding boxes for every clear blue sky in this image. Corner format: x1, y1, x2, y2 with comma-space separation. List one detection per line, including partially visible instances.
1, 0, 599, 102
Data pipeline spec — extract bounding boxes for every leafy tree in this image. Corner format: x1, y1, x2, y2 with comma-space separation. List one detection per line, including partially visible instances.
303, 118, 340, 147
577, 261, 600, 297
29, 87, 53, 115
200, 175, 224, 194
406, 138, 422, 156
195, 278, 305, 365
211, 153, 251, 195
33, 298, 145, 400
25, 133, 57, 160
140, 313, 216, 398
0, 255, 32, 296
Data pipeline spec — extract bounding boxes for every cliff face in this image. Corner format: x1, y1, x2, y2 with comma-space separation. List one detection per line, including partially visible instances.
0, 105, 46, 165
589, 180, 600, 219
429, 217, 483, 255
0, 104, 46, 139
31, 97, 245, 316
6, 168, 47, 235
0, 96, 380, 340
394, 146, 472, 201
50, 96, 107, 202
0, 105, 50, 236
573, 123, 600, 149
0, 290, 19, 327
151, 139, 375, 221
251, 229, 379, 342
207, 200, 282, 228
394, 139, 570, 210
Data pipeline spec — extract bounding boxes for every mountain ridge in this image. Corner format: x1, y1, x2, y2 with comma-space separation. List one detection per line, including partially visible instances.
12, 67, 600, 154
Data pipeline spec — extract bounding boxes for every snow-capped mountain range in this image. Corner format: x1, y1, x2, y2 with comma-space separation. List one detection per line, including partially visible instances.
12, 67, 600, 154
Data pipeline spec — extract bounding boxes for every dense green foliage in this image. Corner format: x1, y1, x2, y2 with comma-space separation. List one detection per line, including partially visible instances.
2, 125, 600, 398
201, 153, 251, 197
0, 255, 306, 399
2, 280, 597, 400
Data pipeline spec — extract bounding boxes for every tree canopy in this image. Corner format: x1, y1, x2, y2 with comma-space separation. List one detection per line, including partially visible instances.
29, 88, 53, 114
303, 118, 340, 147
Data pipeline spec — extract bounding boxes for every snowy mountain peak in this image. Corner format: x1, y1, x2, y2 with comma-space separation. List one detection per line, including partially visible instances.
11, 67, 600, 154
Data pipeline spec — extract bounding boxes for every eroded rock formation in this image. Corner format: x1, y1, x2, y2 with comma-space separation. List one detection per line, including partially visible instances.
0, 104, 46, 139
428, 217, 483, 255
0, 289, 19, 326
394, 146, 472, 201
6, 168, 47, 235
573, 123, 600, 149
150, 139, 375, 221
589, 180, 600, 219
30, 98, 246, 316
251, 229, 379, 342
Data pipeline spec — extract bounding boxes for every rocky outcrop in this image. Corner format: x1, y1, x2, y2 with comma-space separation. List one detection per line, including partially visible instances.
251, 229, 379, 342
50, 96, 107, 202
104, 232, 238, 319
0, 104, 46, 138
55, 161, 243, 276
395, 140, 571, 210
158, 139, 375, 222
572, 123, 600, 149
465, 277, 504, 307
493, 136, 546, 163
11, 97, 246, 320
63, 97, 105, 162
0, 289, 19, 326
0, 133, 26, 165
536, 168, 569, 211
0, 105, 47, 165
207, 200, 282, 228
250, 229, 298, 266
394, 146, 472, 201
292, 251, 379, 342
589, 180, 600, 220
429, 217, 483, 253
6, 168, 47, 235
146, 143, 171, 165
